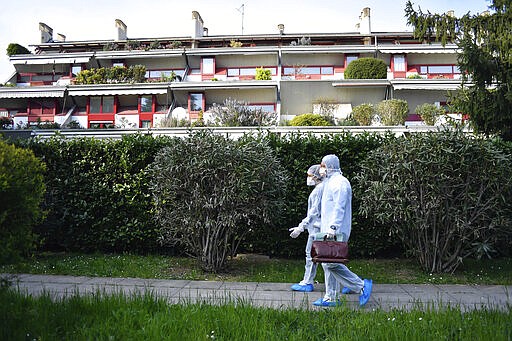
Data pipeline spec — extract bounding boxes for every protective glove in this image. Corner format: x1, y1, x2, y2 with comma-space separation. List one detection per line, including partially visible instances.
289, 226, 304, 238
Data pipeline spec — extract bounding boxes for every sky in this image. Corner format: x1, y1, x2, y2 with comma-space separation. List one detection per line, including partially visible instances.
0, 0, 491, 82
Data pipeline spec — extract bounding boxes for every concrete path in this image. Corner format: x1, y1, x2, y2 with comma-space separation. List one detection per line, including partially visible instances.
2, 273, 511, 312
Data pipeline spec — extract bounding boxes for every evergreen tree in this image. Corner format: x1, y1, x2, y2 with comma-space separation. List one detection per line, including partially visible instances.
405, 1, 512, 140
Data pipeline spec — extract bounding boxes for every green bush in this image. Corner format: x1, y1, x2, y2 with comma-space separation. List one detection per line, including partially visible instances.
6, 43, 30, 56
351, 103, 375, 126
344, 57, 387, 79
356, 130, 512, 273
415, 103, 443, 125
289, 113, 333, 126
0, 140, 46, 264
376, 99, 409, 125
75, 65, 146, 84
149, 131, 288, 272
255, 68, 272, 80
19, 134, 171, 253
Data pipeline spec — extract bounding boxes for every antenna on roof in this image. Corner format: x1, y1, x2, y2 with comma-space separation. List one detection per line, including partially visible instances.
236, 4, 245, 35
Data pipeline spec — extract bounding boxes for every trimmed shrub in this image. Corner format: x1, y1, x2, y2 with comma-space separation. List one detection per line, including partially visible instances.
6, 43, 30, 56
376, 99, 409, 126
289, 113, 333, 126
344, 57, 387, 79
0, 140, 45, 264
149, 130, 288, 272
19, 134, 171, 253
351, 103, 375, 126
356, 130, 512, 273
415, 103, 443, 125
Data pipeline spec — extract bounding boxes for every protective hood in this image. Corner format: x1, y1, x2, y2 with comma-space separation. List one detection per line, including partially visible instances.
321, 154, 341, 176
307, 164, 322, 180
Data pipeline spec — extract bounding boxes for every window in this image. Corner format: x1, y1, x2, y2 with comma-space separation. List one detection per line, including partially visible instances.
112, 60, 125, 68
145, 69, 185, 81
140, 96, 153, 112
345, 55, 358, 67
245, 104, 275, 112
283, 66, 333, 76
227, 68, 240, 76
301, 67, 321, 75
71, 64, 82, 77
141, 120, 151, 128
227, 67, 277, 77
283, 67, 295, 75
427, 65, 454, 74
419, 65, 459, 75
18, 72, 65, 84
321, 66, 334, 74
102, 96, 114, 113
393, 55, 406, 72
90, 122, 115, 129
239, 68, 256, 76
189, 93, 204, 112
89, 96, 115, 114
202, 57, 215, 75
90, 97, 101, 114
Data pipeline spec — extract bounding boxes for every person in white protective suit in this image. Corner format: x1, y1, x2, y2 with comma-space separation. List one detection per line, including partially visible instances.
289, 164, 324, 292
312, 154, 373, 307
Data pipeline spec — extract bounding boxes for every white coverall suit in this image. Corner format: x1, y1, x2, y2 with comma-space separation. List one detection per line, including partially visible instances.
320, 154, 365, 301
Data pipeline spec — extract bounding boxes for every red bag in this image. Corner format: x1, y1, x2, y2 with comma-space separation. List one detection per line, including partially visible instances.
311, 235, 349, 264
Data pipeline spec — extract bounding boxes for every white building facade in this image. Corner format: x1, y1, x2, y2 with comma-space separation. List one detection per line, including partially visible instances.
0, 8, 462, 129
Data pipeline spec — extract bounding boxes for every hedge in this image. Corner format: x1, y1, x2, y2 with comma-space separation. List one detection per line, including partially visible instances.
17, 131, 511, 260
16, 132, 399, 258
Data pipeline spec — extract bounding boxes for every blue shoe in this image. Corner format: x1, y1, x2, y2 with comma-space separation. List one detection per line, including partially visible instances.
359, 279, 373, 306
291, 283, 314, 292
313, 298, 339, 307
341, 287, 354, 294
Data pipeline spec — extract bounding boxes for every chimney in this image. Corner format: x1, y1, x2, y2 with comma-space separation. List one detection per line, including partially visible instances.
358, 7, 371, 35
55, 33, 66, 42
192, 11, 204, 39
278, 24, 285, 35
115, 19, 127, 41
39, 22, 53, 43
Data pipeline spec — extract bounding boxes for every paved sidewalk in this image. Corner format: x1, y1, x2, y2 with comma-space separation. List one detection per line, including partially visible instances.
2, 273, 511, 311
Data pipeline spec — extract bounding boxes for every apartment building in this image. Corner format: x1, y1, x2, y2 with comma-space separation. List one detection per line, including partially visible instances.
0, 8, 461, 129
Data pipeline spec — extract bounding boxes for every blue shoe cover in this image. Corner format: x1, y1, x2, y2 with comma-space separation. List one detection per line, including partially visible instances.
313, 298, 339, 307
291, 283, 314, 292
341, 287, 354, 294
313, 298, 323, 305
359, 279, 373, 306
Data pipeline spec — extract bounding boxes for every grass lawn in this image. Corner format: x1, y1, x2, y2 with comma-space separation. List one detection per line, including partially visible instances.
1, 288, 510, 340
1, 252, 511, 285
2, 253, 511, 340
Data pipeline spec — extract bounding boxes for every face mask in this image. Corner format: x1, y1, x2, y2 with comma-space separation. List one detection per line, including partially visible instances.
319, 167, 327, 177
307, 177, 316, 186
